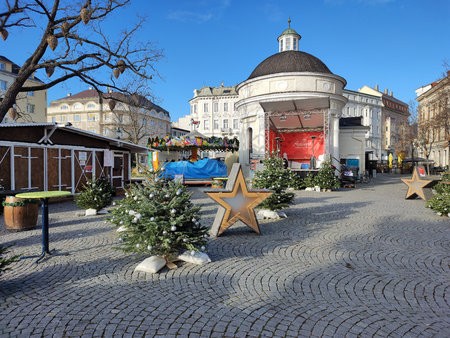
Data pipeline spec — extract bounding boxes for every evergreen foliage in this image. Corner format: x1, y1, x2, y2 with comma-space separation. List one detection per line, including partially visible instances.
0, 245, 19, 275
313, 161, 341, 190
252, 156, 298, 211
426, 172, 450, 216
75, 177, 115, 211
108, 169, 208, 258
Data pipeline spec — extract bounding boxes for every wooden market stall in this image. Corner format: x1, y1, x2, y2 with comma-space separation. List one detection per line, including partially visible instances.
0, 123, 148, 195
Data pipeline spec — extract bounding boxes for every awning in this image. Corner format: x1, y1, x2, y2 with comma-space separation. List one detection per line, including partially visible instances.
260, 98, 329, 132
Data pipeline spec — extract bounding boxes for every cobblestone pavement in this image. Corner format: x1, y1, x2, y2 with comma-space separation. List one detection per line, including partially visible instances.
0, 174, 449, 337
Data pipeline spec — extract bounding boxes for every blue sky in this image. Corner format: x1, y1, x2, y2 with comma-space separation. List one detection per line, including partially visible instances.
3, 0, 450, 121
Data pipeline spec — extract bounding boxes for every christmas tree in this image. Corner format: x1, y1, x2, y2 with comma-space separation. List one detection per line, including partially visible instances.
75, 176, 115, 211
313, 160, 340, 190
108, 169, 209, 260
252, 155, 299, 211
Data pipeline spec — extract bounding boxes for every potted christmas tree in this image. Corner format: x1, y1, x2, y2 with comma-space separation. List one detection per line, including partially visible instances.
313, 161, 340, 191
108, 169, 209, 273
252, 155, 300, 217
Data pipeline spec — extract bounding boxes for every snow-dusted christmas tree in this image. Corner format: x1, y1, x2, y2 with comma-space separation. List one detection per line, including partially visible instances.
252, 155, 300, 211
108, 169, 209, 270
313, 161, 340, 190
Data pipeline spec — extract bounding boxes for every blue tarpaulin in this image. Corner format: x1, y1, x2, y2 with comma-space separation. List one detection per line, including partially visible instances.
161, 158, 227, 180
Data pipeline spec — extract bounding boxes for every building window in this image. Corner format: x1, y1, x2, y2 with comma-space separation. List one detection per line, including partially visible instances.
60, 104, 69, 110
203, 119, 209, 130
224, 102, 228, 112
213, 102, 218, 113
0, 80, 7, 90
203, 103, 208, 113
87, 113, 97, 121
293, 38, 297, 50
60, 115, 66, 122
51, 116, 56, 123
118, 114, 123, 123
87, 103, 96, 109
73, 103, 82, 110
27, 91, 34, 97
233, 118, 239, 129
73, 114, 81, 122
286, 37, 291, 50
26, 104, 35, 114
223, 119, 229, 129
213, 119, 219, 130
0, 62, 5, 70
193, 104, 197, 114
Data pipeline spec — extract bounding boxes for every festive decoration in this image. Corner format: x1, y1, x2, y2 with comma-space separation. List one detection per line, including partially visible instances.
0, 29, 8, 41
108, 169, 209, 268
113, 68, 120, 79
108, 99, 116, 110
45, 65, 55, 77
75, 177, 115, 211
401, 166, 436, 200
61, 21, 70, 35
252, 155, 300, 211
117, 60, 126, 74
80, 8, 91, 24
206, 163, 272, 236
46, 34, 58, 50
148, 135, 239, 152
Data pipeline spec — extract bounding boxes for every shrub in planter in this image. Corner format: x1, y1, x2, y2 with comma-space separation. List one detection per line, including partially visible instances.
75, 177, 115, 211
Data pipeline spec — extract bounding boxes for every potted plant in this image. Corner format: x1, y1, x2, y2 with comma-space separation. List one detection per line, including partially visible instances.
2, 196, 39, 231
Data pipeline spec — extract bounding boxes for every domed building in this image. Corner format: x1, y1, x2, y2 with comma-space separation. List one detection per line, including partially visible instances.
236, 20, 348, 174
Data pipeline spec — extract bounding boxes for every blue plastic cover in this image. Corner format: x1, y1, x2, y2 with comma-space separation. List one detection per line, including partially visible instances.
161, 158, 227, 180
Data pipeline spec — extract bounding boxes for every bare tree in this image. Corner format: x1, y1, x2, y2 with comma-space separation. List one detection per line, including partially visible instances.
0, 0, 163, 121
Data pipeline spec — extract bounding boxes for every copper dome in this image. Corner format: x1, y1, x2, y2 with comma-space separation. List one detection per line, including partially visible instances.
248, 50, 332, 79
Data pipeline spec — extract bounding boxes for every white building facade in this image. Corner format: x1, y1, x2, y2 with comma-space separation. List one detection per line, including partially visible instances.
342, 89, 383, 161
175, 85, 240, 139
47, 89, 171, 147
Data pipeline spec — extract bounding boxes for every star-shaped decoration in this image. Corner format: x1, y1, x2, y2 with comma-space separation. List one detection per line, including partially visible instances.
206, 163, 272, 237
401, 166, 436, 200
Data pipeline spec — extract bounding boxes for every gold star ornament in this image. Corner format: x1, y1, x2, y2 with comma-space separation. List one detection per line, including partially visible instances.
206, 163, 272, 237
401, 166, 436, 200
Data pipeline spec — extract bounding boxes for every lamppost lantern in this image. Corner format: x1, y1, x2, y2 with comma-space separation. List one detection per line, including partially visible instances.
116, 127, 122, 139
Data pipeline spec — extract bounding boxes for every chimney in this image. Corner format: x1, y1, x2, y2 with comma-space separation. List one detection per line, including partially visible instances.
390, 91, 393, 96
384, 89, 388, 94
67, 93, 71, 97
375, 84, 379, 91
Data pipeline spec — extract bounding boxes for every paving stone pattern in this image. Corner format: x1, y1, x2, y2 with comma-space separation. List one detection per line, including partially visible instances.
0, 175, 449, 337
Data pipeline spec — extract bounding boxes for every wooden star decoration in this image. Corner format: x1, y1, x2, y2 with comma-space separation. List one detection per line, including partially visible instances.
401, 166, 436, 200
206, 163, 272, 237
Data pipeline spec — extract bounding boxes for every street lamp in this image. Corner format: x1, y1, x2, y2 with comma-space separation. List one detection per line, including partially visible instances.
116, 127, 122, 139
310, 136, 316, 169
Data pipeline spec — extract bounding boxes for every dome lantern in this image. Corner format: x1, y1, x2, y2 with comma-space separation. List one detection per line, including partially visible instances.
277, 18, 301, 52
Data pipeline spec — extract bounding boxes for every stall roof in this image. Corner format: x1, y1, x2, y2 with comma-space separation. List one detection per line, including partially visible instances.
0, 123, 149, 153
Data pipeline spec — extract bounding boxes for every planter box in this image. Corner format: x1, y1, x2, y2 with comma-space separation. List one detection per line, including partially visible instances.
3, 196, 39, 231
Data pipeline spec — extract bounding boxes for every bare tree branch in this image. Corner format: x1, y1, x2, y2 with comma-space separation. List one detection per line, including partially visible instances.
0, 0, 162, 122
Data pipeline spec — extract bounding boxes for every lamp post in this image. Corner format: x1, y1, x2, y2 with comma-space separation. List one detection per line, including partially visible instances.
310, 136, 316, 169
